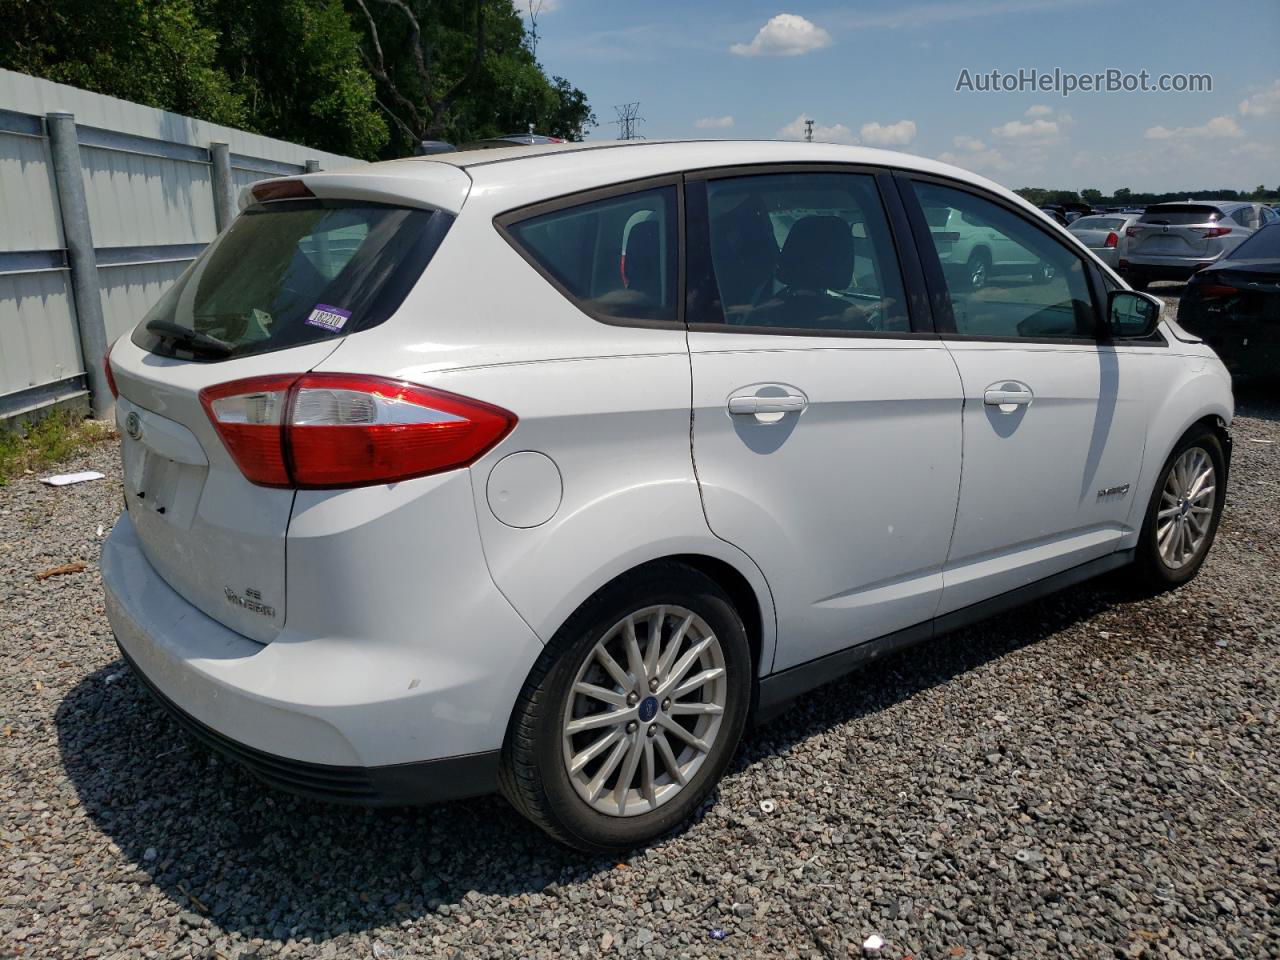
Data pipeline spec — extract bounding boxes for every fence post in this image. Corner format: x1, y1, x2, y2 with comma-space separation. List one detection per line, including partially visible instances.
209, 141, 236, 232
304, 159, 321, 173
46, 112, 112, 420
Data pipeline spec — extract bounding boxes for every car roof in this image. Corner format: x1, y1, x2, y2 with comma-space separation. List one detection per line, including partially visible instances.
1145, 199, 1248, 210
294, 140, 1071, 234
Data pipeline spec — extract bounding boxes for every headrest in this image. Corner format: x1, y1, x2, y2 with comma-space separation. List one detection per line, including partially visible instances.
777, 216, 855, 292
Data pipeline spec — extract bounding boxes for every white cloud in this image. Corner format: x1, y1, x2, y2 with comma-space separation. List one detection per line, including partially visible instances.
777, 113, 857, 144
859, 119, 917, 147
1144, 114, 1243, 140
1239, 80, 1280, 117
939, 135, 1011, 173
730, 14, 832, 57
695, 115, 735, 130
991, 117, 1060, 143
1024, 104, 1053, 117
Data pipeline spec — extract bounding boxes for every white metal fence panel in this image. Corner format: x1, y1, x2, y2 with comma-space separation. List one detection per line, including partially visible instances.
0, 68, 363, 420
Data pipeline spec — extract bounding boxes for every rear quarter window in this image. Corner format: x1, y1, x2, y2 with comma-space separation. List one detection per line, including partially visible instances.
500, 185, 679, 324
132, 200, 452, 361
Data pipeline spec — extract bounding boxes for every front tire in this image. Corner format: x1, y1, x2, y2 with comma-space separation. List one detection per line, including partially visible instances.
1133, 425, 1226, 589
499, 562, 752, 854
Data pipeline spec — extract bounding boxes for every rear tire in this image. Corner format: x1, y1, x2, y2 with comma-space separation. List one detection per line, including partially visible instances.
1132, 424, 1225, 590
499, 562, 752, 854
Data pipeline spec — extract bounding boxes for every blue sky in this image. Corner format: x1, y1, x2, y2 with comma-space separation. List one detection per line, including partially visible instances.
532, 0, 1280, 193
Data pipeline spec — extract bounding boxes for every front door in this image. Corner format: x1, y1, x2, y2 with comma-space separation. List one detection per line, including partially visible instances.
902, 178, 1150, 614
685, 169, 964, 672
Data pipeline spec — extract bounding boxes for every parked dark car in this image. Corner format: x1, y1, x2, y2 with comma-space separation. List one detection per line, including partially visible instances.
1178, 223, 1280, 380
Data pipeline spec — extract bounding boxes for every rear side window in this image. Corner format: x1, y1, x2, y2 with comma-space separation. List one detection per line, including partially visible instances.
132, 200, 452, 361
503, 186, 678, 324
687, 172, 911, 334
1140, 205, 1222, 225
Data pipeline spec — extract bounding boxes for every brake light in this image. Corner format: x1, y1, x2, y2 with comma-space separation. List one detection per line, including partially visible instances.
1125, 226, 1142, 238
200, 374, 516, 489
1119, 258, 1130, 268
1104, 232, 1118, 248
1196, 283, 1240, 299
1198, 226, 1232, 238
251, 179, 315, 203
104, 341, 118, 400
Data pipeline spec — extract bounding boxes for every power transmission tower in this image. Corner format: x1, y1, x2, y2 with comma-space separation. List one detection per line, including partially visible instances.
614, 102, 645, 140
804, 119, 814, 142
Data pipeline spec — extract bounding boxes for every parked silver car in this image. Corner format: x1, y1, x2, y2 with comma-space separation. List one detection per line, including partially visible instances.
1121, 201, 1280, 288
1067, 213, 1142, 269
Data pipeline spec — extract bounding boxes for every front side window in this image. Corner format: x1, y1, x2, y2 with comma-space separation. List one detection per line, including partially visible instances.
911, 181, 1096, 340
504, 186, 678, 323
688, 172, 910, 334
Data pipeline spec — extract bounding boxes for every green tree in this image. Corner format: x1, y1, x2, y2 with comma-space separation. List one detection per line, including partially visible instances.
1114, 187, 1132, 200
0, 0, 247, 126
206, 0, 389, 159
1081, 188, 1103, 204
349, 0, 595, 152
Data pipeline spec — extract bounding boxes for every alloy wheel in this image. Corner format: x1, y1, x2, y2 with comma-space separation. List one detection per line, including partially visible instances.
560, 605, 727, 817
1157, 446, 1216, 569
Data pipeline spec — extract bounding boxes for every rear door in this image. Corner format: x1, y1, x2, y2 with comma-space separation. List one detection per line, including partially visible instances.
901, 177, 1150, 614
685, 167, 963, 672
109, 188, 457, 642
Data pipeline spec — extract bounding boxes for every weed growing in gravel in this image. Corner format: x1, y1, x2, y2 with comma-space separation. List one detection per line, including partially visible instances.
0, 411, 115, 484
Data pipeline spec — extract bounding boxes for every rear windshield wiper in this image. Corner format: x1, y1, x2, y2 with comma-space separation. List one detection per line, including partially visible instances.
145, 319, 234, 357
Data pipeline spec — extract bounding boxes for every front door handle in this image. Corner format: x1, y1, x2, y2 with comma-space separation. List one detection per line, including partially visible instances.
728, 394, 808, 415
983, 388, 1033, 406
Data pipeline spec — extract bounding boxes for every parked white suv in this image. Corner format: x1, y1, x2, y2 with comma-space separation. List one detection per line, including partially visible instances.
102, 141, 1233, 853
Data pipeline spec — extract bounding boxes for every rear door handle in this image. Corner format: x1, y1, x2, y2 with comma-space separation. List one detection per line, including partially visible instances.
728, 394, 808, 415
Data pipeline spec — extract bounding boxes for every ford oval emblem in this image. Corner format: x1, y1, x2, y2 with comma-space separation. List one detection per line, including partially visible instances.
125, 411, 142, 440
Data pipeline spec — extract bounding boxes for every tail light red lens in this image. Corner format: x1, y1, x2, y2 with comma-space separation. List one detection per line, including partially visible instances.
1125, 226, 1142, 238
199, 374, 515, 489
104, 342, 119, 399
1196, 283, 1240, 299
1198, 226, 1232, 239
1104, 231, 1118, 248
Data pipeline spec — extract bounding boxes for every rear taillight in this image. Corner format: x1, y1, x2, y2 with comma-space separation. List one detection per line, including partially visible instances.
1118, 258, 1130, 268
1198, 226, 1232, 238
104, 342, 118, 399
1104, 231, 1118, 248
200, 374, 515, 489
1125, 226, 1142, 238
1196, 283, 1240, 299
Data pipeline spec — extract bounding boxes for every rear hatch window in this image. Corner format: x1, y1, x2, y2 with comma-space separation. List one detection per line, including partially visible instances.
131, 200, 453, 361
1140, 205, 1222, 225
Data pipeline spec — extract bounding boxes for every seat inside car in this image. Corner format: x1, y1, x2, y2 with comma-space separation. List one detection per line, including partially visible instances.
751, 215, 866, 330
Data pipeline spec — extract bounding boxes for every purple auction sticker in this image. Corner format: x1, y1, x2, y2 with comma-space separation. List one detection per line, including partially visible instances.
305, 304, 351, 332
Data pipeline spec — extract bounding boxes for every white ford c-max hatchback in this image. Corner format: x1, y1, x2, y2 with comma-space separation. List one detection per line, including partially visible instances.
102, 141, 1232, 853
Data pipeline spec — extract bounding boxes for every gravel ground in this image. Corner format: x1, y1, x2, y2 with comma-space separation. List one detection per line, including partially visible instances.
3, 294, 1278, 959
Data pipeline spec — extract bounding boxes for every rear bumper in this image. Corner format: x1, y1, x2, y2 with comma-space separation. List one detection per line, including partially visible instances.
118, 641, 498, 805
1122, 256, 1217, 280
102, 498, 542, 804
